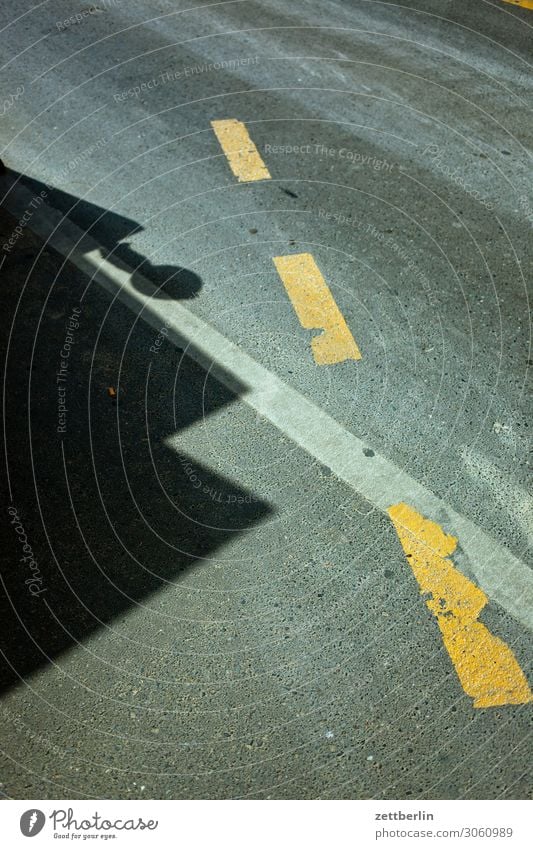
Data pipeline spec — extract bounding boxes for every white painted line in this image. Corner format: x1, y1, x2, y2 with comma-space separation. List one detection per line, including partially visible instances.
2, 174, 532, 632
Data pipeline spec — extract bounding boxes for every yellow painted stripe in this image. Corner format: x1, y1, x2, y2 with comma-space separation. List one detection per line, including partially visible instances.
272, 253, 362, 365
501, 0, 533, 10
211, 119, 271, 182
388, 502, 533, 709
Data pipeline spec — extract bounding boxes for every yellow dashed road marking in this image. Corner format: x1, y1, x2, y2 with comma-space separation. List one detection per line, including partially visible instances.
501, 0, 533, 10
211, 119, 271, 182
272, 253, 362, 365
388, 502, 533, 708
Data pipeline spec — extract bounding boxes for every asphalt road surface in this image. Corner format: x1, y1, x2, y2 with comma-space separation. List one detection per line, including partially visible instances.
0, 0, 532, 799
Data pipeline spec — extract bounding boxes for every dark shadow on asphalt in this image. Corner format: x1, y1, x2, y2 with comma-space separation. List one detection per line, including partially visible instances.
14, 172, 203, 301
0, 172, 271, 692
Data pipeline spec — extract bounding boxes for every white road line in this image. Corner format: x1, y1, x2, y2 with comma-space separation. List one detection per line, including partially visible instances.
2, 175, 532, 632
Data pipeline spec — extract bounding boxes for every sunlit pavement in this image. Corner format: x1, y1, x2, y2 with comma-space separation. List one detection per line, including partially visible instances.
0, 0, 532, 799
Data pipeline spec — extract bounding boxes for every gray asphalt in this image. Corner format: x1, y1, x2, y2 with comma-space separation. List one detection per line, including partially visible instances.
0, 0, 532, 799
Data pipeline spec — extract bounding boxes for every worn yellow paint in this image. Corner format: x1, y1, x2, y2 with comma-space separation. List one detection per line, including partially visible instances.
501, 0, 533, 10
272, 253, 362, 365
388, 502, 533, 708
211, 119, 271, 182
